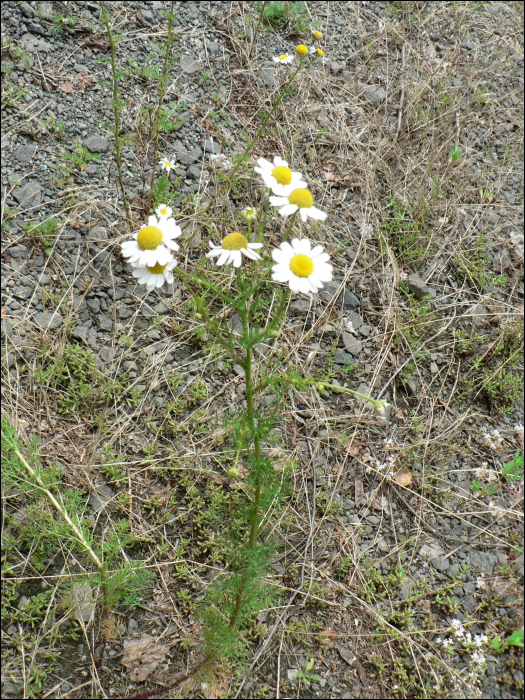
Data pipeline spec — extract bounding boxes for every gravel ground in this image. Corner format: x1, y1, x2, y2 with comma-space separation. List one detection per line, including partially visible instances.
1, 1, 524, 699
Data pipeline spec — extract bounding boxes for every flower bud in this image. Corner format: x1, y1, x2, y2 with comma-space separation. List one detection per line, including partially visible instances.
228, 466, 240, 479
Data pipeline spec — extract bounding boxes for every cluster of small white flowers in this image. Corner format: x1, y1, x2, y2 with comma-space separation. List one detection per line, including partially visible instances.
483, 429, 504, 451
366, 454, 396, 477
474, 461, 498, 482
476, 574, 487, 590
439, 620, 490, 696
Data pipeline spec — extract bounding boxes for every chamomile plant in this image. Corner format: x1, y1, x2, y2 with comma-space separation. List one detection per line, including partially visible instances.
118, 154, 389, 662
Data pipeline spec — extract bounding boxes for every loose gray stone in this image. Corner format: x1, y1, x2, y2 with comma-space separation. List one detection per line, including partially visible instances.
348, 311, 362, 331
318, 280, 360, 310
202, 138, 221, 155
468, 550, 497, 573
399, 580, 416, 600
89, 484, 115, 513
330, 61, 346, 73
430, 362, 439, 374
14, 144, 36, 164
20, 32, 52, 53
87, 226, 108, 240
334, 350, 353, 365
119, 308, 132, 319
97, 316, 113, 332
406, 276, 436, 300
87, 298, 101, 314
288, 299, 311, 316
260, 69, 277, 87
180, 55, 200, 75
13, 181, 42, 208
342, 333, 363, 356
363, 85, 387, 104
9, 245, 29, 259
71, 583, 95, 624
186, 165, 202, 180
84, 136, 110, 153
154, 301, 171, 314
20, 2, 35, 18
71, 326, 90, 343
33, 311, 62, 330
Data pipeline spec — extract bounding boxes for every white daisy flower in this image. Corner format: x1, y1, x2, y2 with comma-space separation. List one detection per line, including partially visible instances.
273, 54, 294, 65
131, 259, 177, 291
207, 232, 263, 268
254, 156, 306, 196
159, 156, 175, 174
239, 207, 257, 222
270, 188, 327, 222
271, 238, 332, 294
121, 215, 182, 267
155, 204, 173, 219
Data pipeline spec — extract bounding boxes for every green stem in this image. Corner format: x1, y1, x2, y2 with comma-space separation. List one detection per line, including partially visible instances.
100, 2, 132, 229
260, 191, 270, 243
282, 209, 298, 242
248, 0, 268, 58
229, 310, 263, 631
148, 1, 176, 212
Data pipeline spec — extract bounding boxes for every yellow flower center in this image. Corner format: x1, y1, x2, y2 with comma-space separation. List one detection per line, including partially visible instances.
288, 189, 314, 209
272, 166, 292, 185
159, 208, 168, 216
312, 30, 323, 39
289, 254, 314, 278
137, 226, 163, 250
279, 54, 288, 61
296, 44, 308, 55
147, 262, 168, 274
222, 232, 248, 250
316, 48, 325, 57
164, 161, 172, 168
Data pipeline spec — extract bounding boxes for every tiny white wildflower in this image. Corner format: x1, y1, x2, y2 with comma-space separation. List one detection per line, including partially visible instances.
476, 574, 486, 590
471, 650, 486, 666
273, 53, 294, 64
159, 156, 175, 174
474, 634, 488, 648
374, 400, 391, 418
272, 238, 332, 295
239, 207, 257, 222
207, 232, 262, 268
155, 204, 172, 219
441, 638, 454, 648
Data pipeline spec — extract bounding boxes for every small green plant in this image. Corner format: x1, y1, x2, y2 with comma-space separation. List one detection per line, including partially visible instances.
502, 451, 524, 485
63, 141, 100, 169
257, 1, 308, 31
454, 235, 505, 291
293, 658, 321, 688
24, 218, 59, 254
1, 81, 29, 108
382, 197, 432, 263
492, 629, 524, 652
449, 143, 462, 163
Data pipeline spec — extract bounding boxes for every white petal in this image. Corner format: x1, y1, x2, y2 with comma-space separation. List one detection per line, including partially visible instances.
274, 156, 288, 167
232, 251, 242, 267
298, 239, 312, 254
257, 158, 273, 171
207, 248, 223, 258
307, 277, 320, 293
288, 277, 301, 293
216, 250, 230, 266
165, 239, 180, 251
243, 248, 259, 260
155, 275, 165, 288
248, 242, 263, 249
132, 268, 145, 278
277, 203, 298, 217
310, 245, 324, 257
148, 215, 157, 227
273, 56, 280, 62
298, 278, 312, 295
269, 196, 289, 206
306, 206, 327, 221
165, 271, 174, 284
299, 209, 308, 223
312, 252, 330, 264
315, 264, 333, 282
